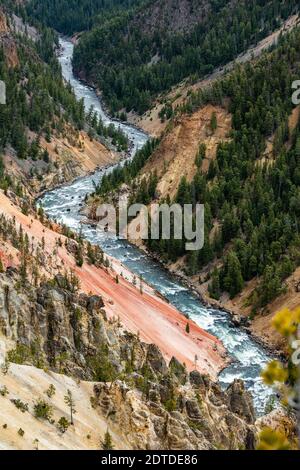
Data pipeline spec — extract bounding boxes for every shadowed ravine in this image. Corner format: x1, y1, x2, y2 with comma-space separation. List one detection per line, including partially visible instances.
40, 38, 274, 415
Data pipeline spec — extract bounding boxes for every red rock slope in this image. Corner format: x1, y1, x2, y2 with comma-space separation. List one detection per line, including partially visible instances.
0, 190, 228, 378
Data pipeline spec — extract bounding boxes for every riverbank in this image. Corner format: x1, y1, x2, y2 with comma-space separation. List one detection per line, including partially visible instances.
2, 126, 119, 199
38, 37, 276, 413
127, 242, 287, 358
0, 189, 228, 379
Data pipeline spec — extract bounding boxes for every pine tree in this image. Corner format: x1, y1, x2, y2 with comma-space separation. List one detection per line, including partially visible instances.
210, 112, 217, 134
102, 429, 114, 450
64, 390, 76, 425
20, 256, 28, 286
222, 252, 244, 299
195, 143, 206, 168
57, 417, 70, 434
208, 268, 221, 300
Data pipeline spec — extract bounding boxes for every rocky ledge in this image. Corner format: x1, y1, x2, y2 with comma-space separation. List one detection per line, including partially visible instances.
0, 269, 258, 450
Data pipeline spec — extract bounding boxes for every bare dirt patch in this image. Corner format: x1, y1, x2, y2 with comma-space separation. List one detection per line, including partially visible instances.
142, 104, 231, 200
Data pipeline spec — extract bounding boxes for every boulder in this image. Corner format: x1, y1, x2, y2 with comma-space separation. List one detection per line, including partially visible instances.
226, 379, 255, 424
146, 343, 168, 375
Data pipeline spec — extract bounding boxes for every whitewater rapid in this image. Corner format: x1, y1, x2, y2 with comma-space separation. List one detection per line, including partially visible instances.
40, 38, 274, 414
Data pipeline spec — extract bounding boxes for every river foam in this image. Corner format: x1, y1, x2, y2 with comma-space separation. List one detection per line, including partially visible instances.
40, 38, 275, 414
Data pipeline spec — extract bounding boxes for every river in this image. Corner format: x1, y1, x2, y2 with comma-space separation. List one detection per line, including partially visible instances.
39, 37, 274, 414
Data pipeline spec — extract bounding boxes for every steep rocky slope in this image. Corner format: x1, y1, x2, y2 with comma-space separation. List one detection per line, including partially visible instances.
2, 128, 117, 196
0, 269, 258, 450
72, 0, 299, 115
138, 101, 300, 353
141, 104, 231, 200
0, 7, 119, 197
0, 7, 19, 69
88, 23, 300, 356
131, 14, 300, 136
132, 0, 215, 36
0, 190, 226, 378
1, 2, 298, 451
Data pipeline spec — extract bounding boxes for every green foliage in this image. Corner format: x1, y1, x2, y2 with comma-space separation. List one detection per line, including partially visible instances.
86, 106, 129, 151
87, 345, 117, 383
252, 265, 285, 309
210, 112, 217, 134
0, 29, 86, 161
7, 344, 32, 365
64, 389, 76, 425
72, 0, 298, 114
75, 242, 84, 267
11, 399, 29, 413
164, 398, 177, 412
102, 429, 114, 450
0, 256, 4, 273
195, 143, 206, 168
26, 0, 145, 36
220, 251, 244, 299
0, 12, 128, 189
7, 342, 45, 368
34, 400, 53, 421
113, 26, 300, 308
95, 138, 159, 196
0, 386, 9, 397
57, 416, 70, 434
208, 268, 221, 301
45, 384, 56, 399
159, 102, 174, 122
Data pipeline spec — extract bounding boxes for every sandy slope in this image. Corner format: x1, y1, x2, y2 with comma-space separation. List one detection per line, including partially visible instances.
141, 104, 231, 200
0, 341, 128, 450
0, 190, 227, 378
3, 130, 118, 196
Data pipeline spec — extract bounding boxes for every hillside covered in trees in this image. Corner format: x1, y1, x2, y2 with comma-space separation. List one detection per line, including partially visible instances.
25, 0, 145, 35
94, 24, 300, 317
0, 5, 129, 194
71, 0, 299, 114
1, 0, 300, 452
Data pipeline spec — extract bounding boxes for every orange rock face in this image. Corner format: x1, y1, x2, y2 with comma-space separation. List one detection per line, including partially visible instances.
0, 190, 228, 379
0, 10, 8, 35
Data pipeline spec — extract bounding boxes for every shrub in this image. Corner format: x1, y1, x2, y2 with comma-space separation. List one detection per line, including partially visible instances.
34, 400, 53, 421
0, 386, 9, 397
102, 430, 114, 450
164, 398, 177, 412
7, 344, 31, 365
11, 399, 29, 413
1, 358, 10, 375
45, 384, 56, 399
57, 417, 70, 434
